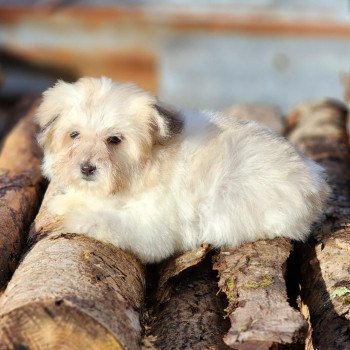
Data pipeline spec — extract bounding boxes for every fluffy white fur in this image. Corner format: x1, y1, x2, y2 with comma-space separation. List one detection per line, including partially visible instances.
37, 77, 330, 263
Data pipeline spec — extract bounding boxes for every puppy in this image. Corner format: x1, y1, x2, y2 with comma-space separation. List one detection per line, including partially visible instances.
36, 77, 329, 263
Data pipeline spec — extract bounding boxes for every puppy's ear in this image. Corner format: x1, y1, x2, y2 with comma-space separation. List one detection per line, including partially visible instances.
36, 80, 70, 149
36, 113, 60, 150
152, 103, 183, 143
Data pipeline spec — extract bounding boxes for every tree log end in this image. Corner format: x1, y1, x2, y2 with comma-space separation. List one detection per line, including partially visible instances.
0, 301, 124, 350
0, 234, 145, 350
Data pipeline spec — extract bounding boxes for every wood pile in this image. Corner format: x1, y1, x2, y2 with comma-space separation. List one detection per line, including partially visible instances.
0, 97, 349, 350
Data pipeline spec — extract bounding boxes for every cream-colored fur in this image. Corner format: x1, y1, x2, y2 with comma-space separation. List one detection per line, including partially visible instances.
37, 77, 330, 263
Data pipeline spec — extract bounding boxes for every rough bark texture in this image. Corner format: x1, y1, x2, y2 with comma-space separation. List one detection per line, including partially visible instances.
144, 251, 230, 350
0, 184, 146, 350
156, 243, 212, 304
214, 239, 306, 349
0, 99, 44, 286
286, 99, 350, 350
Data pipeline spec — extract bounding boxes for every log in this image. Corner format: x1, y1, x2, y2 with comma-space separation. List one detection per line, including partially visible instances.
214, 105, 307, 349
286, 99, 350, 350
214, 239, 306, 349
143, 245, 230, 350
0, 99, 44, 286
0, 185, 146, 350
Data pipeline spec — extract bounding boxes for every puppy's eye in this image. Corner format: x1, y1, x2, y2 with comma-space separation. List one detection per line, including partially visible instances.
70, 131, 80, 139
107, 136, 122, 144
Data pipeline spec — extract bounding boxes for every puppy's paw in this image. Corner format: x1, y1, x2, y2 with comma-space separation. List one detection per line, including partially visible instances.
64, 211, 119, 244
46, 194, 71, 216
62, 210, 99, 235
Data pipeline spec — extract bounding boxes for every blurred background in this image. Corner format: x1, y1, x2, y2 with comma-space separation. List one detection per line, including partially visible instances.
1, 0, 350, 136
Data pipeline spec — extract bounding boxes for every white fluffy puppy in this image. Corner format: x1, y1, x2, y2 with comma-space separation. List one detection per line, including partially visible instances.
37, 77, 329, 263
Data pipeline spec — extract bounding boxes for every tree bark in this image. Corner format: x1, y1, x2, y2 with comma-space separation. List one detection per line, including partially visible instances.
286, 99, 350, 350
143, 246, 230, 350
0, 184, 146, 350
214, 239, 306, 349
0, 99, 44, 286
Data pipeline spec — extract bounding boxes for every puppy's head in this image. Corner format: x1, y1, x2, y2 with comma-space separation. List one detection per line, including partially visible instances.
36, 77, 182, 195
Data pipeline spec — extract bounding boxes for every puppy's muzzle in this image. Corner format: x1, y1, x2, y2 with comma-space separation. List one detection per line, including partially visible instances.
80, 161, 97, 178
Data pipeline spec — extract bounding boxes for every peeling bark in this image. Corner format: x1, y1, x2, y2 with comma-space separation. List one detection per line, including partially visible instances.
214, 239, 306, 350
156, 243, 212, 304
286, 99, 350, 350
0, 185, 146, 350
0, 99, 44, 286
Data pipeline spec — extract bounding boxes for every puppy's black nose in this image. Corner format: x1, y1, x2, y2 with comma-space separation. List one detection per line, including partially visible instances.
80, 162, 96, 176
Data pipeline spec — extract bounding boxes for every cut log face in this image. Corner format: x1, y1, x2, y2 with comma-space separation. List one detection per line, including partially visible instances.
0, 99, 44, 286
0, 298, 124, 350
0, 181, 146, 350
286, 99, 350, 350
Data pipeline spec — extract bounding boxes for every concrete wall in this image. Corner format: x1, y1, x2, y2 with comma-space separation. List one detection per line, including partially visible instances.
0, 1, 350, 112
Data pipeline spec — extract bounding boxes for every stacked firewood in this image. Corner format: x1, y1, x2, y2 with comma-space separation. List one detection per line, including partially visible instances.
0, 96, 349, 350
